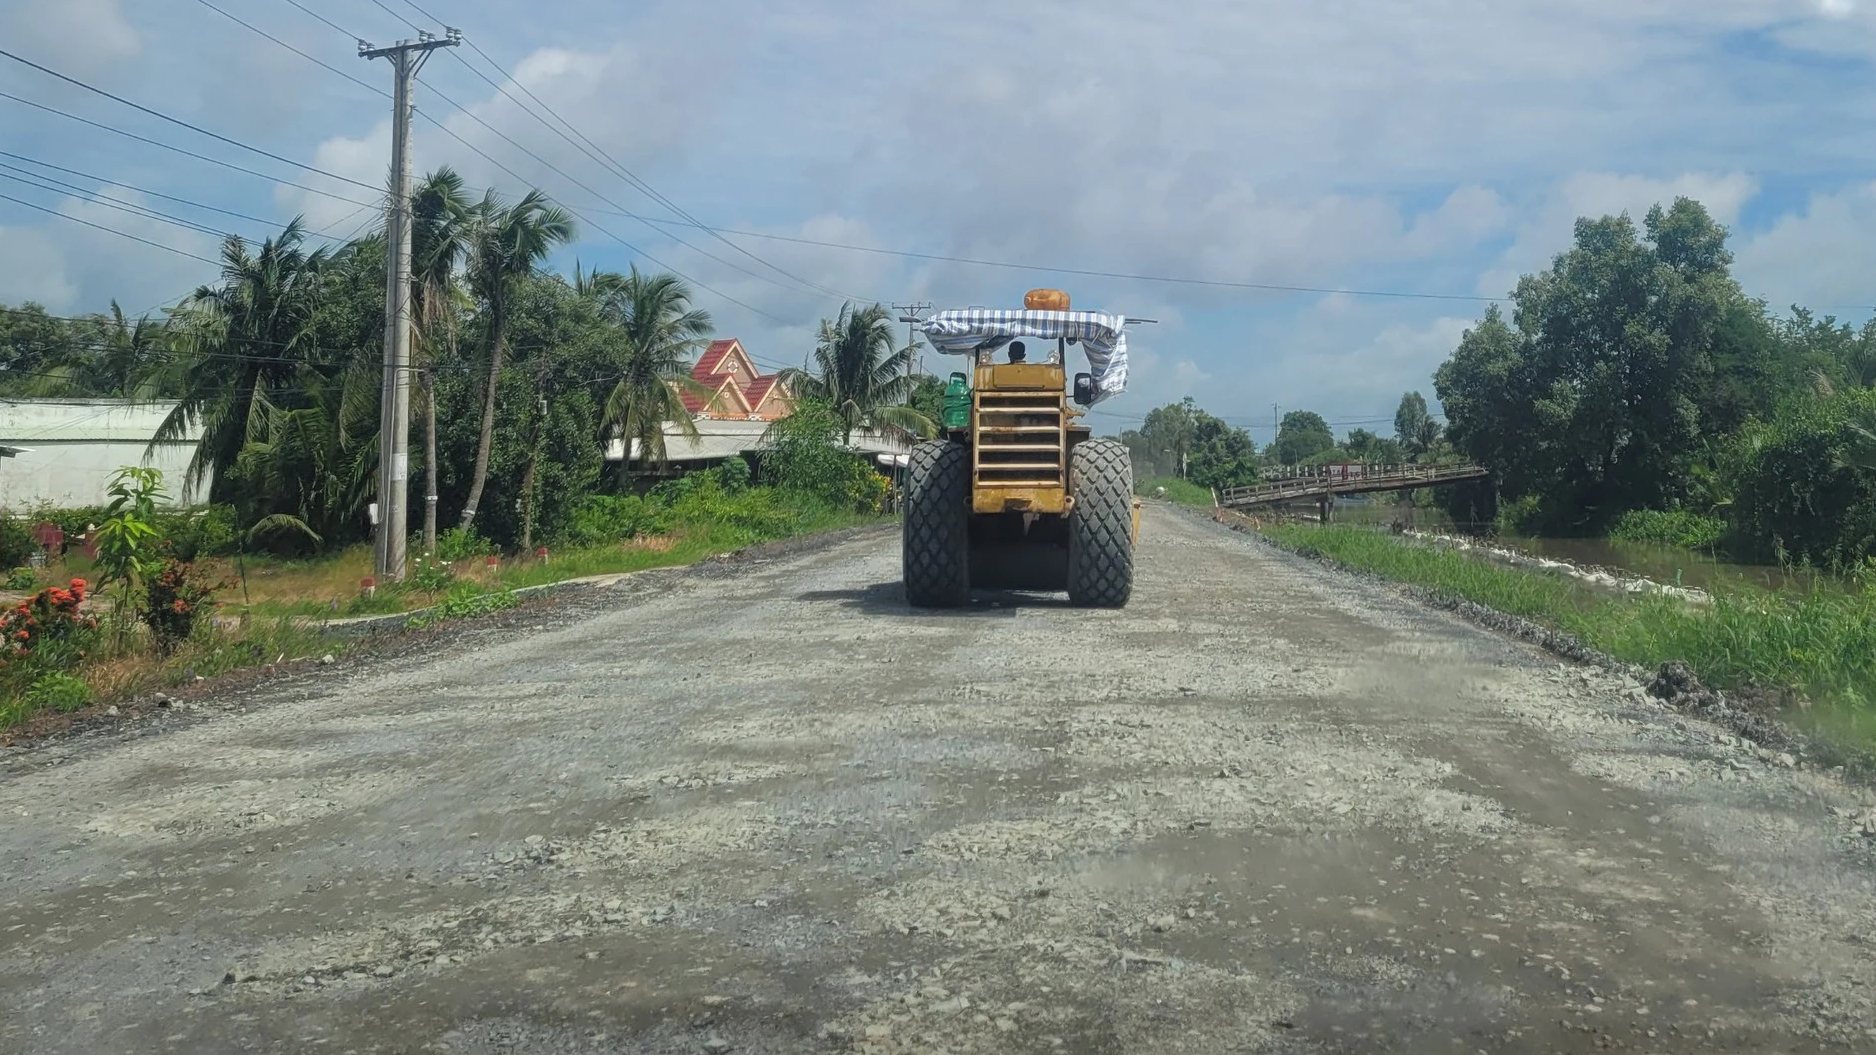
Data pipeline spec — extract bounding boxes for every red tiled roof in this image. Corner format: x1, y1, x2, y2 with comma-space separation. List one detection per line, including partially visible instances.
744, 376, 779, 409
692, 340, 739, 380
681, 372, 733, 415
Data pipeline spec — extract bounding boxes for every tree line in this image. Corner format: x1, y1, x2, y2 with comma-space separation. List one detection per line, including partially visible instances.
1434, 196, 1876, 566
1116, 391, 1450, 492
0, 168, 931, 555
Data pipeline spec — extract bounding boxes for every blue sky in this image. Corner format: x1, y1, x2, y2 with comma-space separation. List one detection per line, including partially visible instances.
5, 0, 1876, 441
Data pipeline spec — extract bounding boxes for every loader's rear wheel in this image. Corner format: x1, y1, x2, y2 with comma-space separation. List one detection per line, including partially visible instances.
1067, 437, 1134, 607
903, 439, 971, 607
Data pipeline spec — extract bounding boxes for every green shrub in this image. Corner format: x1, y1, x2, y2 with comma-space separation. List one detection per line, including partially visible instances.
406, 553, 455, 594
1610, 509, 1725, 550
564, 494, 669, 546
0, 518, 36, 569
4, 566, 38, 591
25, 672, 91, 713
162, 505, 239, 561
408, 582, 520, 628
141, 559, 226, 655
435, 526, 495, 562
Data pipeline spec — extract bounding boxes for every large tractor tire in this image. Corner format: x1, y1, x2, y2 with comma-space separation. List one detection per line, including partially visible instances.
903, 439, 971, 607
1066, 437, 1134, 607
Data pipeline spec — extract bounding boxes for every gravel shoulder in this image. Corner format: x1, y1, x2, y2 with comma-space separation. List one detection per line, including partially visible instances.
1, 508, 1872, 1054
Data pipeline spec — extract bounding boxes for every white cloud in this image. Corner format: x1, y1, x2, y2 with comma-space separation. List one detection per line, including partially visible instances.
1735, 181, 1876, 312
3, 0, 139, 78
1476, 172, 1760, 297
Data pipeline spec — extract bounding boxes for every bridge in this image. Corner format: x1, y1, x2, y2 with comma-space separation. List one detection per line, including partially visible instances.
1217, 463, 1490, 517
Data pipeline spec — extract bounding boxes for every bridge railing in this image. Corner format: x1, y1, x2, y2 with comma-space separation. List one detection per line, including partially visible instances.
1217, 463, 1488, 506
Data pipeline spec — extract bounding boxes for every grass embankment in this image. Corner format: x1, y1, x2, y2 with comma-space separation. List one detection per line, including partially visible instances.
1, 490, 879, 735
1263, 524, 1876, 751
222, 504, 873, 620
1137, 477, 1215, 509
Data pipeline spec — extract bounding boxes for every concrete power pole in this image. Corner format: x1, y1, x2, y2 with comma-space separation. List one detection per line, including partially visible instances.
362, 28, 459, 582
893, 301, 931, 378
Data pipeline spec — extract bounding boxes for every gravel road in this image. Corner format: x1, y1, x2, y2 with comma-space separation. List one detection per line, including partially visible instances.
4, 507, 1875, 1055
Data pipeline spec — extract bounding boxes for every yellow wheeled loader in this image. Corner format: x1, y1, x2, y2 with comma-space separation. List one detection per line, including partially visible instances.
901, 291, 1144, 607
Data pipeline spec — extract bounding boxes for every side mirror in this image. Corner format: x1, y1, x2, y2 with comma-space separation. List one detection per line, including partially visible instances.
1072, 372, 1096, 406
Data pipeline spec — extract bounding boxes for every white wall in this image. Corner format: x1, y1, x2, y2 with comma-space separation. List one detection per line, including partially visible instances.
1, 441, 207, 509
0, 401, 210, 510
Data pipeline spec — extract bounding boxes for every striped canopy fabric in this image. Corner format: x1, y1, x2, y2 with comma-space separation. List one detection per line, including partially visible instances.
917, 309, 1129, 404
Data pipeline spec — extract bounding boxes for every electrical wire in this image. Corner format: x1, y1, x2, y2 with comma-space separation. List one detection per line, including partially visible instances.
0, 91, 377, 208
0, 48, 382, 193
0, 166, 231, 239
0, 191, 221, 265
189, 0, 387, 99
0, 150, 349, 237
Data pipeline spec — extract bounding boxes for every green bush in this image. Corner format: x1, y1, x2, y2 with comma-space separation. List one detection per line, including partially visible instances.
564, 494, 670, 546
162, 505, 239, 561
25, 672, 91, 713
0, 518, 36, 569
1609, 509, 1725, 550
4, 566, 38, 591
435, 526, 495, 562
1722, 391, 1876, 568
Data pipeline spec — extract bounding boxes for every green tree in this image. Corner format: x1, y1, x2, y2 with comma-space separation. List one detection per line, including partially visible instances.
458, 189, 576, 530
781, 302, 931, 444
1393, 391, 1439, 458
584, 265, 713, 475
1436, 197, 1744, 533
1187, 411, 1258, 489
1273, 410, 1334, 465
154, 219, 334, 502
409, 166, 477, 554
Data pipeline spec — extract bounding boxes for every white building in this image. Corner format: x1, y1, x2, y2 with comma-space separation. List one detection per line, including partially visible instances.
604, 418, 913, 477
0, 399, 210, 509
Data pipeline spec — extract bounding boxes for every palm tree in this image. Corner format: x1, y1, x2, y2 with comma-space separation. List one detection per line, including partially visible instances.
780, 302, 932, 445
153, 219, 332, 502
457, 189, 575, 530
582, 265, 714, 477
232, 357, 380, 549
409, 167, 475, 553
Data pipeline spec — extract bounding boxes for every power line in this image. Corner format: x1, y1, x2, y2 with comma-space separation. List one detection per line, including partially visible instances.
627, 217, 1506, 304
0, 190, 220, 265
0, 90, 378, 208
190, 0, 387, 99
278, 0, 363, 40
231, 1, 796, 325
0, 166, 230, 239
412, 78, 833, 314
0, 150, 346, 236
0, 48, 381, 193
437, 40, 869, 305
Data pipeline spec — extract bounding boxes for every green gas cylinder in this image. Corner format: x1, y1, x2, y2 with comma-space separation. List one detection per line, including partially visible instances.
941, 372, 971, 430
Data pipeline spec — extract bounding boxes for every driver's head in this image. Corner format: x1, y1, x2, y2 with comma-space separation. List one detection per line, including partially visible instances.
1009, 340, 1027, 362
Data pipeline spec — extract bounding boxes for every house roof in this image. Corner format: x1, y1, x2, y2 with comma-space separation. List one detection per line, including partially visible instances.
744, 375, 781, 410
605, 417, 910, 463
679, 373, 754, 416
693, 339, 740, 378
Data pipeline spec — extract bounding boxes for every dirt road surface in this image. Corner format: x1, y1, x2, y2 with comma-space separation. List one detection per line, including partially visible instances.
4, 508, 1875, 1055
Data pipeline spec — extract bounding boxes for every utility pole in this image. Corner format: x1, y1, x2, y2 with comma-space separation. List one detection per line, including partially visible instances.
362, 27, 460, 583
893, 301, 931, 378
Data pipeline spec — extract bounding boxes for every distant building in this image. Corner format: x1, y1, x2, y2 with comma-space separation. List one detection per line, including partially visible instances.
680, 339, 795, 421
605, 418, 910, 478
0, 399, 209, 509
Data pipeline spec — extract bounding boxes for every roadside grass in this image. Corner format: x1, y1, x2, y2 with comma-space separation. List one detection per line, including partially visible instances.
1263, 524, 1876, 752
0, 497, 884, 736
1137, 476, 1215, 508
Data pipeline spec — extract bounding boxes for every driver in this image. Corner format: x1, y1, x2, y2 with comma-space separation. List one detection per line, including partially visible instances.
1008, 340, 1027, 364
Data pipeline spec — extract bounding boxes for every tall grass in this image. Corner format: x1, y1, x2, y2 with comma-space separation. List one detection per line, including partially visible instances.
1264, 524, 1876, 749
1138, 476, 1214, 509
1608, 509, 1725, 550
